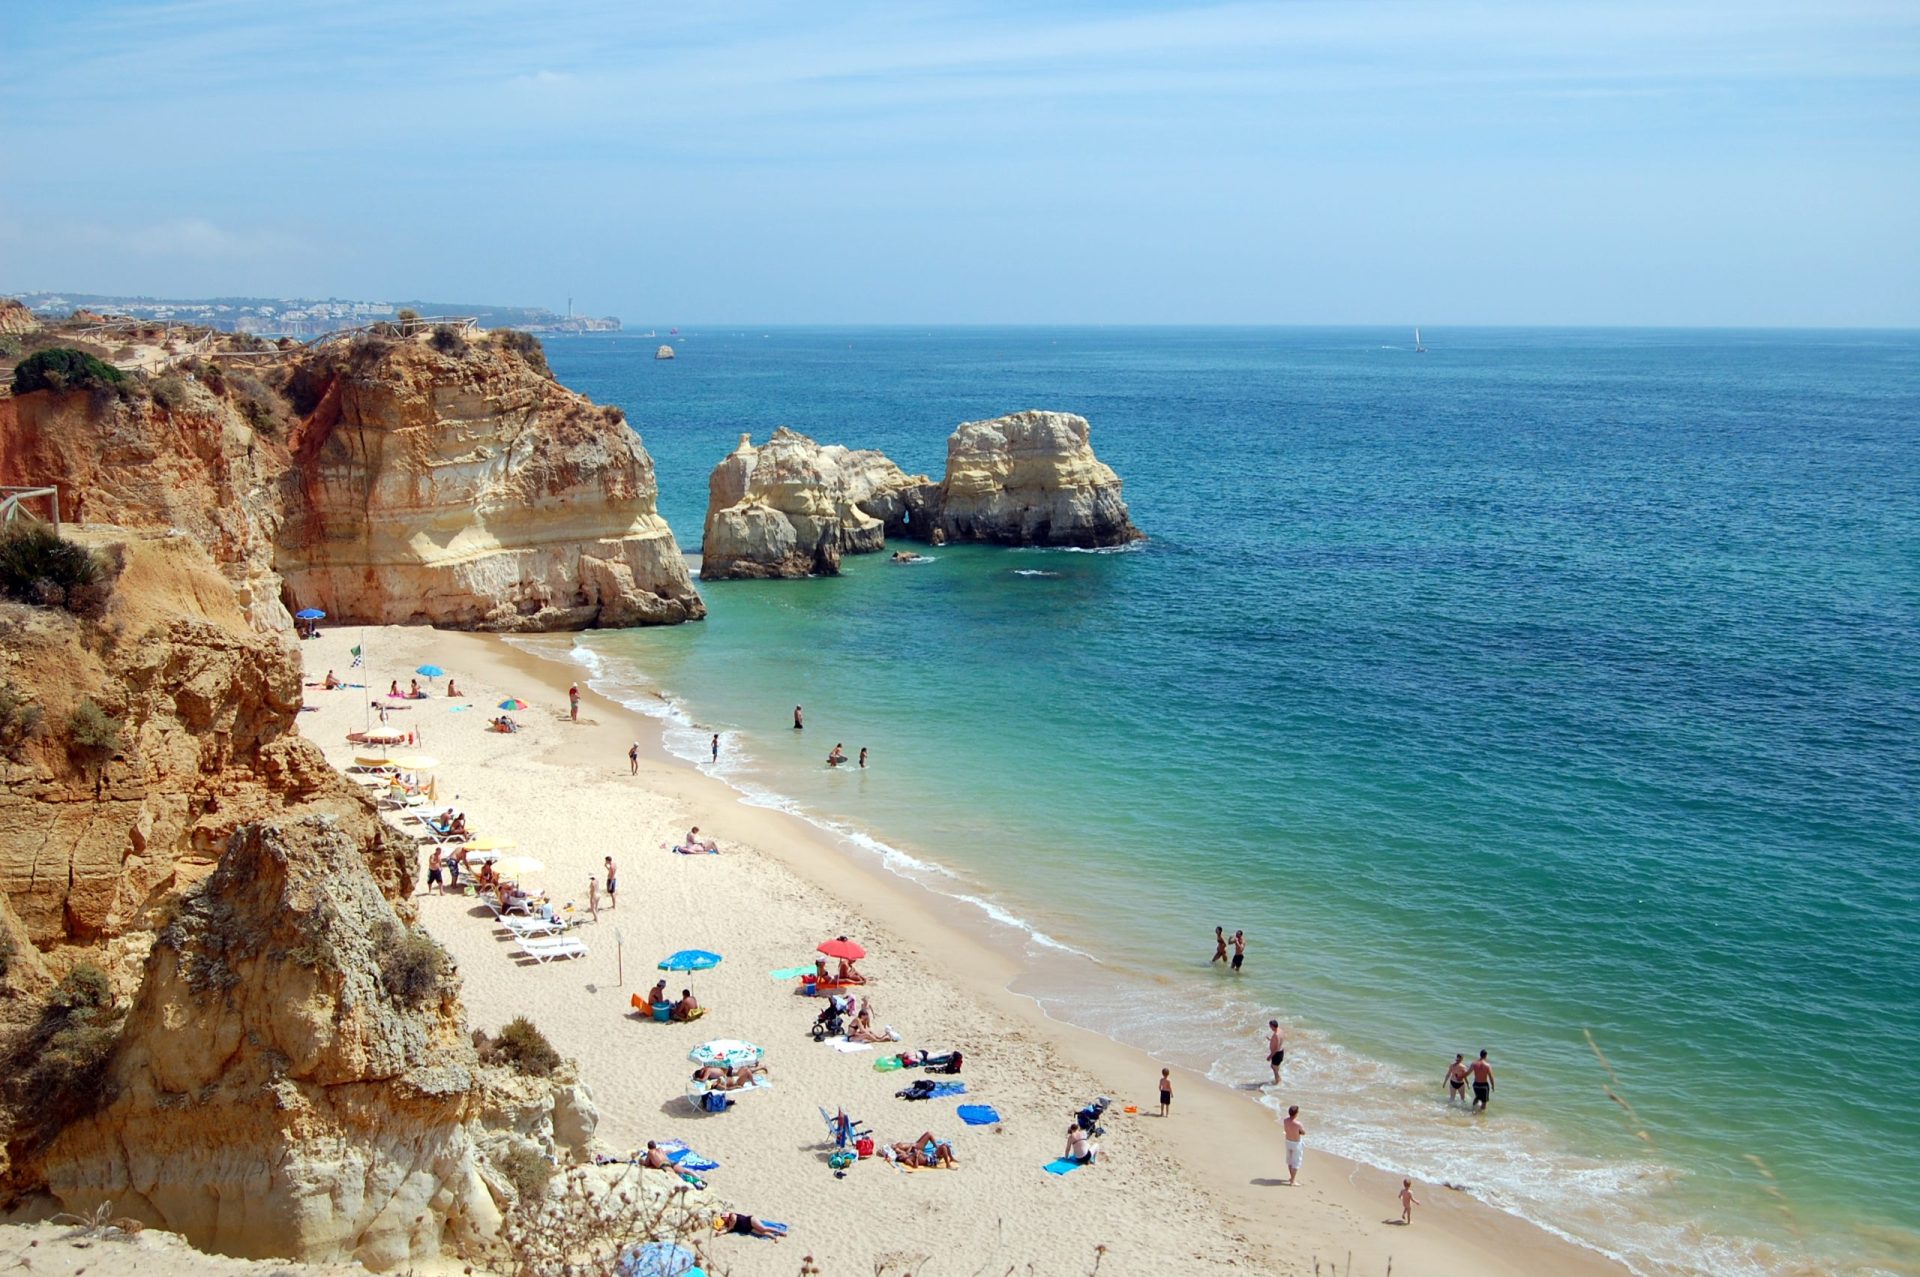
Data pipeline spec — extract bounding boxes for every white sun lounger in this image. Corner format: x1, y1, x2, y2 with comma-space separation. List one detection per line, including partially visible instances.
515, 936, 587, 963
498, 914, 567, 938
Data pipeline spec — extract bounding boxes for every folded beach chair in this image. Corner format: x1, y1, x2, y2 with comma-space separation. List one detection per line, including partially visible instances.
817, 1105, 871, 1149
515, 936, 587, 963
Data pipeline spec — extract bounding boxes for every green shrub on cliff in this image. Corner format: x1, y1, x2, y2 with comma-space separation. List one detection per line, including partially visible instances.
430, 323, 465, 356
377, 923, 450, 1006
493, 1016, 561, 1077
11, 347, 125, 396
0, 682, 41, 758
8, 963, 125, 1137
66, 699, 121, 761
492, 328, 551, 379
0, 526, 108, 616
493, 1141, 553, 1203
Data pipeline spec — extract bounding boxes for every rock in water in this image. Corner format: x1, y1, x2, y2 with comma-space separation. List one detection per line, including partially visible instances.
700, 428, 937, 580
934, 410, 1142, 548
654, 344, 675, 360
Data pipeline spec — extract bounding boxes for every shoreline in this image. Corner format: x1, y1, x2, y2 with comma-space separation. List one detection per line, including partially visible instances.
299, 624, 1632, 1276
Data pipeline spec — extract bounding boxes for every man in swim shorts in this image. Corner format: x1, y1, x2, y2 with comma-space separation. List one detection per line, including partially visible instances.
1445, 1053, 1469, 1105
1283, 1105, 1306, 1185
1267, 1019, 1287, 1084
604, 856, 617, 910
1231, 929, 1246, 971
1469, 1049, 1495, 1111
629, 742, 639, 775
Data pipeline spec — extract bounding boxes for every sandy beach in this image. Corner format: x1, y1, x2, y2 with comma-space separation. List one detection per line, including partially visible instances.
297, 624, 1631, 1277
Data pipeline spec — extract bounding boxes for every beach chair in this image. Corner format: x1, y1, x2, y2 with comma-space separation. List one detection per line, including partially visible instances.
515, 936, 587, 963
817, 1106, 871, 1150
497, 914, 566, 938
686, 1075, 772, 1112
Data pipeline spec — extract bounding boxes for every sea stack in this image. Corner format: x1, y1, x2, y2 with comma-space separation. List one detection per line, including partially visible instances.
655, 344, 675, 360
933, 410, 1142, 548
700, 427, 937, 579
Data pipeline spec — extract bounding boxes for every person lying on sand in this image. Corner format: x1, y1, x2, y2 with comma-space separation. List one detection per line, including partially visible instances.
892, 1132, 957, 1167
670, 989, 700, 1022
716, 1212, 780, 1241
642, 1141, 673, 1169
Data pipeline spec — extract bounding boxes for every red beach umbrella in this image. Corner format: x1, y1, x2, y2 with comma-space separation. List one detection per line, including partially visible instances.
817, 937, 866, 960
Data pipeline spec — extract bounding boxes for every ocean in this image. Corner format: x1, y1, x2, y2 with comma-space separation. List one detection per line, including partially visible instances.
540, 327, 1919, 1277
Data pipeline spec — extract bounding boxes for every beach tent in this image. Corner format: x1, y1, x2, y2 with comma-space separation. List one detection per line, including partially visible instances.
659, 949, 722, 971
689, 1039, 761, 1067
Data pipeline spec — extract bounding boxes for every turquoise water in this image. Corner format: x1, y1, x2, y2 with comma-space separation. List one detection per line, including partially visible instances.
544, 329, 1919, 1276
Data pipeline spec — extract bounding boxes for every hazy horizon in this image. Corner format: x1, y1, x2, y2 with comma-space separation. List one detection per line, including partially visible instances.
5, 1, 1917, 327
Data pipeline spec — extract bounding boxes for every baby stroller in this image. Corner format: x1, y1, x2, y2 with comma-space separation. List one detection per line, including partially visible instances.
1075, 1096, 1111, 1138
809, 994, 854, 1041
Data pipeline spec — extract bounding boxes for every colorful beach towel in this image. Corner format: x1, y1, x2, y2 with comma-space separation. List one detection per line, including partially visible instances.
927, 1081, 967, 1098
956, 1104, 1001, 1126
827, 1040, 872, 1053
656, 1140, 719, 1172
769, 965, 815, 980
1043, 1158, 1088, 1176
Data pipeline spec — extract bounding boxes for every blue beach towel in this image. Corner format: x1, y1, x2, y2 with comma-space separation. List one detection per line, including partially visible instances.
927, 1081, 967, 1098
656, 1141, 720, 1172
759, 1222, 788, 1238
1043, 1158, 1088, 1176
956, 1104, 1000, 1126
769, 964, 815, 980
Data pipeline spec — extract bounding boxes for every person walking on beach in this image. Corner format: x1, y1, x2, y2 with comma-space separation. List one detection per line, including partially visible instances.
1469, 1049, 1495, 1111
628, 742, 639, 775
1211, 926, 1228, 965
1399, 1178, 1420, 1224
1158, 1067, 1173, 1117
425, 847, 444, 895
1231, 929, 1246, 972
793, 704, 804, 730
603, 856, 618, 910
568, 683, 581, 722
711, 733, 720, 763
1283, 1105, 1306, 1185
1445, 1053, 1469, 1105
1267, 1020, 1287, 1084
587, 875, 600, 922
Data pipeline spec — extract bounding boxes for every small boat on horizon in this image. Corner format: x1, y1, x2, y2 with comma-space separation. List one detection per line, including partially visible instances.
1414, 327, 1426, 353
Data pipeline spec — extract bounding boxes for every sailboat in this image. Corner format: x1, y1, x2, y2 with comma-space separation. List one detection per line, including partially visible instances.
1414, 327, 1426, 353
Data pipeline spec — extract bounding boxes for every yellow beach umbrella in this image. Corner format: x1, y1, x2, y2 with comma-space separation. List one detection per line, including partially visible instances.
492, 855, 546, 876
390, 754, 439, 771
352, 754, 394, 768
460, 836, 516, 853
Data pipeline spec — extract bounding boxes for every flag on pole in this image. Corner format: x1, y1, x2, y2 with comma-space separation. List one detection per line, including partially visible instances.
349, 644, 363, 668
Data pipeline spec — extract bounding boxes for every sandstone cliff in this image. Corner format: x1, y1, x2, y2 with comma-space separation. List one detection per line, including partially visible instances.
0, 325, 703, 633
0, 299, 38, 337
700, 427, 936, 580
933, 410, 1141, 548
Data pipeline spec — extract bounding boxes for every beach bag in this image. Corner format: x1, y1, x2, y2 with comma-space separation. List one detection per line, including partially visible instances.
701, 1091, 729, 1113
897, 1079, 936, 1100
855, 1136, 875, 1158
939, 1050, 964, 1075
828, 1150, 856, 1171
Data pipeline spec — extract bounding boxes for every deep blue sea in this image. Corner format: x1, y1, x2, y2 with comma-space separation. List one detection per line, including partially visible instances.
541, 328, 1920, 1276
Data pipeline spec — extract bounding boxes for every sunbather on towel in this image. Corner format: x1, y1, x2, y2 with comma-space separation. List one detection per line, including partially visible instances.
846, 1010, 898, 1044
1064, 1123, 1097, 1165
836, 958, 867, 985
641, 1141, 673, 1169
683, 826, 718, 853
892, 1132, 958, 1168
717, 1212, 780, 1240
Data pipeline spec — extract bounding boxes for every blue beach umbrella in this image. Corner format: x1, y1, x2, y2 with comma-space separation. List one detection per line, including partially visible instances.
618, 1241, 703, 1277
659, 949, 722, 971
294, 608, 326, 620
416, 664, 446, 677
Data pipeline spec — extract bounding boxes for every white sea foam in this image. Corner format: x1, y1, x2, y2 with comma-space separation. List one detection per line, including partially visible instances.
1012, 569, 1061, 578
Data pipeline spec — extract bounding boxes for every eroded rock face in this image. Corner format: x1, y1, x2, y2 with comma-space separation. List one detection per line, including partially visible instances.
38, 814, 498, 1271
276, 338, 704, 630
700, 428, 936, 580
0, 299, 39, 336
934, 410, 1142, 548
0, 328, 704, 635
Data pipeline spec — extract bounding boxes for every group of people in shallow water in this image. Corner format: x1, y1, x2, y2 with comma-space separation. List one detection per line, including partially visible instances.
795, 706, 870, 770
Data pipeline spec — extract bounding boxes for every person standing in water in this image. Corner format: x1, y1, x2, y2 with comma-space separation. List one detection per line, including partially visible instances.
1211, 926, 1228, 965
711, 733, 720, 763
827, 743, 846, 767
1283, 1105, 1306, 1185
858, 747, 868, 769
1444, 1053, 1469, 1105
793, 705, 804, 730
1267, 1020, 1287, 1084
1231, 929, 1246, 972
1469, 1049, 1496, 1111
568, 683, 580, 722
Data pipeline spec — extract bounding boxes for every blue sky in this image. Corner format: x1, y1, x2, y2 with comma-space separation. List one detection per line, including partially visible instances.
3, 1, 1916, 324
